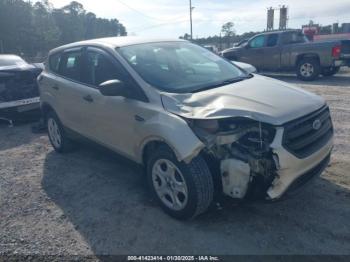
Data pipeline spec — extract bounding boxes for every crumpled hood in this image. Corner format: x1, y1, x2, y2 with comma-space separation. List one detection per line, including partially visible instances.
161, 74, 325, 126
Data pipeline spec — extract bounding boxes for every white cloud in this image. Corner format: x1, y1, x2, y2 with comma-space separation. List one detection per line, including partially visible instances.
49, 0, 350, 37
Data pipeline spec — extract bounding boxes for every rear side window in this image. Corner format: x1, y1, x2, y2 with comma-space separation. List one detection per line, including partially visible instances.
49, 53, 61, 73
59, 51, 82, 82
282, 32, 307, 44
267, 34, 279, 47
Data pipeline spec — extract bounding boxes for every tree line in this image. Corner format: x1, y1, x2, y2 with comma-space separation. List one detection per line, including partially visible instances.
180, 22, 259, 51
0, 0, 127, 59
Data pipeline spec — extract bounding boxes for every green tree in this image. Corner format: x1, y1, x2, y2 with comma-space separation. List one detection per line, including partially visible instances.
221, 22, 236, 47
0, 0, 127, 59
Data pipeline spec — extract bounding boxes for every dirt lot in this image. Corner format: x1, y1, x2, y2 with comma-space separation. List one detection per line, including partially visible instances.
1, 71, 350, 256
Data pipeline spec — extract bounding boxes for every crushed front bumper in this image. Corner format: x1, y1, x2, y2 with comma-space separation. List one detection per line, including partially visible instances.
267, 127, 333, 200
0, 97, 40, 124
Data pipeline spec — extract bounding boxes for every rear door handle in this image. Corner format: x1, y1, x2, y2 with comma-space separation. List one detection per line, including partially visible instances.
83, 95, 94, 103
51, 85, 59, 90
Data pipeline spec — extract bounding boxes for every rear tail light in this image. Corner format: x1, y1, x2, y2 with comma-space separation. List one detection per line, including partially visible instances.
332, 45, 341, 58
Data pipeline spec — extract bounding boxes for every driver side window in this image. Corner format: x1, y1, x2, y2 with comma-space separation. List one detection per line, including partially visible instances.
249, 35, 265, 48
85, 51, 122, 87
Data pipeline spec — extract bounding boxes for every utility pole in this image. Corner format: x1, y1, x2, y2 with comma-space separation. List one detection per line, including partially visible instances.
189, 0, 194, 40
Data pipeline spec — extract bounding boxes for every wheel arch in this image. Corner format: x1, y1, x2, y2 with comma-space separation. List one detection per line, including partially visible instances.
295, 53, 320, 67
41, 102, 55, 120
140, 137, 204, 166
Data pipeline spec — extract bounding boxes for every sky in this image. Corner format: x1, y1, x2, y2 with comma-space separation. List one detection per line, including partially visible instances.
49, 0, 350, 38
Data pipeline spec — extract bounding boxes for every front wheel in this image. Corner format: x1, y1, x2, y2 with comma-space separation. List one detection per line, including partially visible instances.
296, 58, 321, 81
146, 146, 214, 220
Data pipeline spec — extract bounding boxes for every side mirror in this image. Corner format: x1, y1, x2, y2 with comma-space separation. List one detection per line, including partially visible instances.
231, 61, 257, 74
99, 79, 125, 97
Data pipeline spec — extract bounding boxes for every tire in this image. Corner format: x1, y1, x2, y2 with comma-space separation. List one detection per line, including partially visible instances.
146, 146, 214, 220
322, 67, 340, 77
46, 111, 75, 153
296, 58, 321, 81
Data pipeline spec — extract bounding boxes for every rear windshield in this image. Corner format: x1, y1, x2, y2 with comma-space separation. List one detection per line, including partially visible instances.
0, 56, 27, 67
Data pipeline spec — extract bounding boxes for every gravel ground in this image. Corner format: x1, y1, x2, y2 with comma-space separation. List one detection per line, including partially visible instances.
0, 71, 350, 256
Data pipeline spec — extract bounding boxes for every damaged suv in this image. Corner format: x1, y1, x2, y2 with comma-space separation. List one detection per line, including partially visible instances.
39, 38, 334, 219
0, 55, 42, 124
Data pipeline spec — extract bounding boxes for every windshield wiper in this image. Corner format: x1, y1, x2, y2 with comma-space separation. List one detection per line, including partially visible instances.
193, 75, 252, 93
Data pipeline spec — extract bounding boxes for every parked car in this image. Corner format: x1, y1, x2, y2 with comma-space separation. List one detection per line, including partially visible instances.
0, 55, 42, 124
221, 30, 350, 81
203, 45, 219, 54
39, 37, 334, 219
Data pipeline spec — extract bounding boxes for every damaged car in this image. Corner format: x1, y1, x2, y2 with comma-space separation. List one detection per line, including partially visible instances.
39, 38, 334, 219
0, 55, 42, 124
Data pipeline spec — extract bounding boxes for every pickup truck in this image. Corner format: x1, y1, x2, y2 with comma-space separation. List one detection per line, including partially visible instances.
221, 30, 350, 81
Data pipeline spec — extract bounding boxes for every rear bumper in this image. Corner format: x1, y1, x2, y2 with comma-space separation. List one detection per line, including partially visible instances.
267, 127, 333, 199
334, 58, 350, 67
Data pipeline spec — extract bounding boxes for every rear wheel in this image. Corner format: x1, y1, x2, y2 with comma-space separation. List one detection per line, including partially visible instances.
46, 111, 75, 153
296, 58, 321, 81
322, 67, 340, 77
146, 146, 214, 220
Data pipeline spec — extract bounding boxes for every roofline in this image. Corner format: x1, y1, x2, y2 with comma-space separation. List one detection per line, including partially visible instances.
49, 37, 188, 55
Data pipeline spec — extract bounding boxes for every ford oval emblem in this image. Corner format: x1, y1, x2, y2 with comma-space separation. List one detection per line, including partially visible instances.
313, 119, 322, 130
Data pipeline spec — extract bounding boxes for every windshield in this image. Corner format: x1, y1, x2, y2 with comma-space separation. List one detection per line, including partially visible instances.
118, 42, 247, 93
0, 56, 27, 67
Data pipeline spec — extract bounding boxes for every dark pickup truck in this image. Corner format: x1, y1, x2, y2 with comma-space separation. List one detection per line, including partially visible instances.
222, 30, 350, 81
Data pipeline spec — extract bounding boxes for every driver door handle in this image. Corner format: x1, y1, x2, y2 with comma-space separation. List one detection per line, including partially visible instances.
83, 95, 94, 103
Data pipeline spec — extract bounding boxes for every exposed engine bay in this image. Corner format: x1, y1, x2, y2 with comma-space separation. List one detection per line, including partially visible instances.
188, 117, 278, 200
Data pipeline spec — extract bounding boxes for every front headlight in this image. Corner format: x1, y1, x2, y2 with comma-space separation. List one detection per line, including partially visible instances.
186, 117, 276, 146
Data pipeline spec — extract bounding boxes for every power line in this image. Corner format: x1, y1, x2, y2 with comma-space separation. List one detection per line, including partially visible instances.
129, 18, 189, 33
115, 0, 186, 22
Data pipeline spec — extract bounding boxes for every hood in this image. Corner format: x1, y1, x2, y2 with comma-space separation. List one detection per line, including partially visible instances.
0, 63, 36, 72
161, 74, 325, 126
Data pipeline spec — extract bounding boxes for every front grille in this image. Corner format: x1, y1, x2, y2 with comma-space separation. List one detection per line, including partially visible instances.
283, 106, 333, 158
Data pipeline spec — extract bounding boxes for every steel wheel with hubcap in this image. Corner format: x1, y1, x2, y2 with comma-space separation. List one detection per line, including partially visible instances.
48, 118, 61, 149
152, 159, 189, 211
146, 145, 214, 220
46, 111, 75, 153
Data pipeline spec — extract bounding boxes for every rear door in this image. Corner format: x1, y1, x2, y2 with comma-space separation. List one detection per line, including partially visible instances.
54, 48, 93, 135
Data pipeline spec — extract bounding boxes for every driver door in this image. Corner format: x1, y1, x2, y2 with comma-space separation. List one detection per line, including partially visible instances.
80, 47, 148, 160
240, 35, 266, 69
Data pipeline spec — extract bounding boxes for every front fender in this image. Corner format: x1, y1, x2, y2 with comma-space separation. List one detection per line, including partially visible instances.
136, 112, 205, 164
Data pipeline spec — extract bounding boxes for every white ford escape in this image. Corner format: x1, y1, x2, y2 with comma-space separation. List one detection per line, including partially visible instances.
38, 37, 334, 220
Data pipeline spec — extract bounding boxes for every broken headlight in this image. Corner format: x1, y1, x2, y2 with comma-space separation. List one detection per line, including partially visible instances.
187, 117, 276, 147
